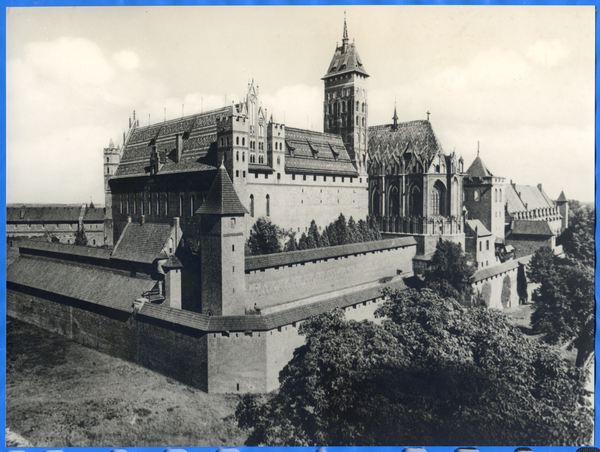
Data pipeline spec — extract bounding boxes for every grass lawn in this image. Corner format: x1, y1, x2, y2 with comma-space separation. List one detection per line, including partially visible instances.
6, 317, 249, 447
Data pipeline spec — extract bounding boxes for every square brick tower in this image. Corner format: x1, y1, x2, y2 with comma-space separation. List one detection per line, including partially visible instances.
197, 163, 248, 316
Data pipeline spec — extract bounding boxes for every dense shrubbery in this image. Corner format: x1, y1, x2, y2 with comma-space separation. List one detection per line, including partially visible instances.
236, 289, 593, 446
246, 214, 382, 256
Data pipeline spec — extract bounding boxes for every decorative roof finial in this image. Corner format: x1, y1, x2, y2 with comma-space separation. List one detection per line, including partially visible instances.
342, 11, 349, 53
426, 110, 431, 121
392, 100, 398, 130
477, 141, 480, 157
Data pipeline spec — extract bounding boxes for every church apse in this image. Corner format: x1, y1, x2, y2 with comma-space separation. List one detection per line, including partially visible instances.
367, 117, 465, 245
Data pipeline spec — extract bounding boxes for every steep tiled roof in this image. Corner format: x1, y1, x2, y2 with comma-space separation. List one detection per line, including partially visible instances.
465, 156, 493, 178
465, 219, 492, 237
111, 222, 174, 264
508, 220, 554, 236
473, 255, 531, 283
113, 107, 232, 179
7, 206, 82, 223
19, 240, 112, 261
138, 279, 407, 332
83, 206, 105, 222
505, 184, 555, 213
246, 236, 417, 272
196, 165, 248, 215
7, 255, 155, 313
323, 42, 369, 79
284, 127, 358, 176
368, 120, 443, 166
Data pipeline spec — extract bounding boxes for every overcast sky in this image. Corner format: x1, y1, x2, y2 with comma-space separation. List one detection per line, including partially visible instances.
6, 5, 595, 205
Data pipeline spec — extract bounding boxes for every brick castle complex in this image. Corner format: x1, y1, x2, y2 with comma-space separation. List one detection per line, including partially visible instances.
7, 19, 569, 393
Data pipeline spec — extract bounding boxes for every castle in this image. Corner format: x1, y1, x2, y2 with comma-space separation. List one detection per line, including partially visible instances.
7, 19, 569, 393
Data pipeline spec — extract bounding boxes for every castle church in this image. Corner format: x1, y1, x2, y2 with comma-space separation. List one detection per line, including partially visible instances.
8, 18, 569, 394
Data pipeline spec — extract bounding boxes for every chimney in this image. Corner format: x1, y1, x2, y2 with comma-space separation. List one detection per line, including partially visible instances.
176, 134, 183, 163
173, 217, 180, 246
537, 183, 543, 192
140, 214, 145, 225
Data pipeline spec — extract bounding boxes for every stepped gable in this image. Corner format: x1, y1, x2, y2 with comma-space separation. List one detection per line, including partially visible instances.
284, 127, 358, 177
7, 254, 155, 313
368, 120, 444, 166
505, 184, 555, 214
114, 106, 233, 179
465, 156, 493, 178
111, 222, 174, 264
196, 164, 248, 216
509, 220, 554, 236
7, 205, 82, 223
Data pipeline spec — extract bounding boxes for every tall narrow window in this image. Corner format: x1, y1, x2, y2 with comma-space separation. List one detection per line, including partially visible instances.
179, 194, 184, 217
141, 195, 145, 215
242, 137, 245, 146
494, 189, 498, 202
148, 194, 152, 215
250, 194, 254, 217
191, 195, 195, 216
499, 189, 502, 202
156, 194, 160, 216
236, 151, 239, 161
126, 199, 130, 215
266, 194, 270, 217
133, 197, 137, 214
165, 194, 169, 216
120, 196, 123, 214
242, 152, 245, 162
432, 186, 441, 215
236, 137, 239, 145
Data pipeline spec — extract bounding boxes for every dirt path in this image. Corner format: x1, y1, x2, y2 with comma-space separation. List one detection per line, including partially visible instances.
7, 317, 249, 447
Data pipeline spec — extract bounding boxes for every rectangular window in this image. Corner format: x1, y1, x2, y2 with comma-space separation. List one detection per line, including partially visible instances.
323, 176, 327, 182
277, 173, 281, 180
303, 175, 306, 181
292, 174, 295, 181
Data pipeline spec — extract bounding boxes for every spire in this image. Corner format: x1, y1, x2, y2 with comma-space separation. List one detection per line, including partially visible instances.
197, 165, 248, 216
108, 138, 115, 149
342, 11, 349, 53
392, 102, 398, 130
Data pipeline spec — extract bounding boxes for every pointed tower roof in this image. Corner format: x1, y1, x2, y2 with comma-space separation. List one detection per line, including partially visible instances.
323, 17, 369, 79
392, 104, 398, 129
465, 156, 493, 178
556, 190, 568, 202
196, 164, 248, 216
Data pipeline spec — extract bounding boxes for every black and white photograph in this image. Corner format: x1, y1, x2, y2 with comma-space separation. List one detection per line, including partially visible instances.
5, 5, 596, 447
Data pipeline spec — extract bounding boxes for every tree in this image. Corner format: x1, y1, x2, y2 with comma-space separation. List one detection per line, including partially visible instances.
74, 227, 87, 246
236, 289, 592, 446
424, 240, 474, 302
560, 202, 595, 267
283, 231, 298, 252
247, 218, 282, 255
308, 220, 323, 248
529, 249, 595, 367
